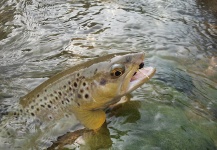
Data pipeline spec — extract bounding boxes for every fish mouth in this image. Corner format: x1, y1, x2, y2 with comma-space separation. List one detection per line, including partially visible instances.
127, 62, 156, 93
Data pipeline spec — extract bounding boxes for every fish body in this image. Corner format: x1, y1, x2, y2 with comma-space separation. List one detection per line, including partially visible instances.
0, 52, 156, 149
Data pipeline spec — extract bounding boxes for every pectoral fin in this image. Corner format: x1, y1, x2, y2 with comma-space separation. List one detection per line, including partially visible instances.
73, 108, 106, 130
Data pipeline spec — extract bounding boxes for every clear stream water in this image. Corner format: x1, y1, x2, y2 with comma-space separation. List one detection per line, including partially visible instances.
0, 0, 217, 149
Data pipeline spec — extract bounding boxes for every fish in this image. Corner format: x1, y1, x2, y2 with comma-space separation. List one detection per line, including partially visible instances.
0, 52, 156, 149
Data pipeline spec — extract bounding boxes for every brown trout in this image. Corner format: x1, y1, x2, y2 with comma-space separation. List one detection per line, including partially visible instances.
0, 52, 156, 149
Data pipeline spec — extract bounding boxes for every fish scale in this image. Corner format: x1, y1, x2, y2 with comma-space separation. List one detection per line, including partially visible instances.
0, 52, 156, 149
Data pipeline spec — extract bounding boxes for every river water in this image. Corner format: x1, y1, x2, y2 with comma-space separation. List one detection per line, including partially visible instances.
0, 0, 217, 149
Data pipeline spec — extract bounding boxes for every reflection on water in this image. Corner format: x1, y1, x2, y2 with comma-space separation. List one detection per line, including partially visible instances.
0, 0, 217, 149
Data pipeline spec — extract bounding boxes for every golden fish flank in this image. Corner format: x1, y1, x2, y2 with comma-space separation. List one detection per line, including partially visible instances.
17, 52, 155, 130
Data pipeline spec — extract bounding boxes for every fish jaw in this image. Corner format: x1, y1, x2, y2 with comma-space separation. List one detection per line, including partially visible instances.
119, 53, 156, 95
127, 67, 156, 93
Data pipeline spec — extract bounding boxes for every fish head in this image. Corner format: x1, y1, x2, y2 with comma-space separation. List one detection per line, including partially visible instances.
90, 52, 156, 108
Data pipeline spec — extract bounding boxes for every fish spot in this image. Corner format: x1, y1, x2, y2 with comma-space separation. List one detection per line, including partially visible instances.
78, 94, 82, 99
7, 132, 11, 136
20, 109, 23, 113
31, 113, 35, 116
100, 78, 107, 85
37, 94, 40, 97
65, 114, 69, 118
55, 96, 58, 100
40, 104, 45, 108
54, 106, 57, 109
80, 89, 84, 93
77, 73, 80, 77
44, 97, 47, 100
83, 82, 86, 86
31, 106, 34, 109
86, 87, 89, 90
47, 105, 51, 108
62, 101, 64, 104
63, 85, 66, 88
66, 98, 70, 103
69, 87, 72, 91
36, 108, 40, 111
68, 81, 71, 85
48, 115, 53, 120
50, 94, 53, 97
77, 102, 80, 107
94, 69, 98, 74
58, 92, 62, 96
44, 89, 47, 92
85, 94, 89, 99
74, 82, 78, 87
126, 56, 132, 63
40, 99, 43, 102
54, 91, 57, 94
49, 100, 53, 104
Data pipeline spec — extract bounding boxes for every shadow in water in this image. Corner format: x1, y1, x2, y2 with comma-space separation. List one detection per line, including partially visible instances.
48, 95, 141, 150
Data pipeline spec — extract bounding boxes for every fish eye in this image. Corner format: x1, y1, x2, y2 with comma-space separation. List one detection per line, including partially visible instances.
110, 64, 125, 78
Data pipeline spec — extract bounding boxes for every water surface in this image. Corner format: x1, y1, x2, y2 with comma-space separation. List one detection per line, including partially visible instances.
0, 0, 217, 149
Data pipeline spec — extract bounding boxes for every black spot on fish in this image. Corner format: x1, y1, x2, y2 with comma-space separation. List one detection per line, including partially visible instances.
37, 108, 40, 111
94, 69, 98, 74
13, 112, 17, 115
31, 113, 35, 116
31, 106, 34, 109
77, 73, 80, 77
54, 91, 57, 94
74, 82, 78, 87
47, 105, 51, 108
58, 92, 62, 96
50, 100, 53, 104
55, 96, 58, 100
44, 97, 47, 100
50, 94, 53, 97
85, 94, 89, 99
7, 132, 11, 136
77, 102, 80, 107
80, 89, 84, 93
63, 85, 66, 88
78, 94, 82, 99
83, 82, 86, 86
66, 98, 70, 103
139, 62, 144, 69
69, 87, 72, 91
100, 78, 107, 85
45, 89, 47, 92
20, 109, 23, 113
65, 114, 69, 118
126, 56, 132, 63
48, 116, 53, 120
68, 81, 71, 85
40, 104, 45, 108
62, 101, 64, 104
37, 94, 40, 97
